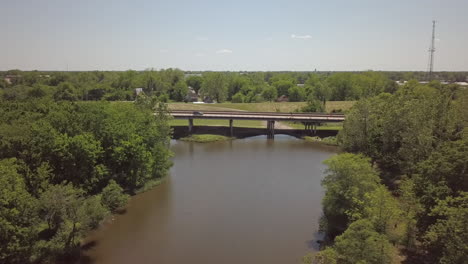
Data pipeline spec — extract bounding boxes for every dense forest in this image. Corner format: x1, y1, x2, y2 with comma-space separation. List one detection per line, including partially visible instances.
309, 81, 468, 263
0, 95, 172, 263
2, 70, 467, 106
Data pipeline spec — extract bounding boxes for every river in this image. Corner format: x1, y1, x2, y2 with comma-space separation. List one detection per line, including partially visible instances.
84, 135, 336, 264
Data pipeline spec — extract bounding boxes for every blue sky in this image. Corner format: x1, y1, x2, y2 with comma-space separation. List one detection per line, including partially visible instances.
1, 0, 467, 71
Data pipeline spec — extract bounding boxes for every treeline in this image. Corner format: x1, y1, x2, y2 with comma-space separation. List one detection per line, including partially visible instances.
0, 96, 172, 263
310, 81, 467, 263
4, 69, 465, 105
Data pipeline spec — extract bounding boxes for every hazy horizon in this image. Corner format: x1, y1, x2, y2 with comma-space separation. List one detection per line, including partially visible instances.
2, 0, 468, 71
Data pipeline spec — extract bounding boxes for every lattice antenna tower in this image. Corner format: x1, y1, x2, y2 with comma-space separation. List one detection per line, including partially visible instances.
427, 20, 436, 80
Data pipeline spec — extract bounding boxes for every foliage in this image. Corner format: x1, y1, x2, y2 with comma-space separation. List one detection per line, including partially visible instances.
200, 72, 228, 102
0, 97, 172, 263
423, 193, 468, 264
333, 219, 396, 264
321, 153, 380, 236
101, 180, 130, 212
0, 159, 38, 263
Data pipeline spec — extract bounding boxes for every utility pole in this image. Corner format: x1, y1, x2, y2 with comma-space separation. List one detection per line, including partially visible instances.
427, 20, 436, 81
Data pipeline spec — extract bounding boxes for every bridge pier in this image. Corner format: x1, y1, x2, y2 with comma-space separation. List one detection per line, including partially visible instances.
267, 120, 275, 139
188, 118, 194, 134
303, 122, 317, 135
229, 119, 234, 137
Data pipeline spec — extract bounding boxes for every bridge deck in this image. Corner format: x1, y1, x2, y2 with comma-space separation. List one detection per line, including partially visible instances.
169, 110, 345, 122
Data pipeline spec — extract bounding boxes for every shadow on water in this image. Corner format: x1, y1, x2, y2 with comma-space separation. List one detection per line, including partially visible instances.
306, 231, 325, 251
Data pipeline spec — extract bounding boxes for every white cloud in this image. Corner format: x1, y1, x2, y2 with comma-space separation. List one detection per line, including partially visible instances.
196, 36, 208, 41
216, 49, 233, 54
195, 52, 205, 57
291, 34, 312, 39
159, 49, 169, 53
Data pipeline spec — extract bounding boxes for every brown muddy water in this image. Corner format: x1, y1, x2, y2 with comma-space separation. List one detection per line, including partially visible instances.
83, 135, 336, 264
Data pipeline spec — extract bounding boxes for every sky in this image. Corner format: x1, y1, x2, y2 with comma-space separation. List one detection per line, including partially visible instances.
1, 0, 468, 71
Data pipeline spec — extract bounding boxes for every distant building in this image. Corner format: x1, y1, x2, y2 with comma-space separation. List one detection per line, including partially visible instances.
4, 75, 20, 84
185, 87, 198, 102
455, 82, 468, 86
297, 83, 305, 87
276, 95, 289, 102
134, 88, 144, 96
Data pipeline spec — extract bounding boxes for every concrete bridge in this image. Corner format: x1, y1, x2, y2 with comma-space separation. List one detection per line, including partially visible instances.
170, 110, 345, 139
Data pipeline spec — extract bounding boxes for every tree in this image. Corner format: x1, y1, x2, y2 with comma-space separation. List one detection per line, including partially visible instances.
231, 92, 245, 103
288, 86, 306, 102
333, 219, 396, 264
321, 153, 380, 237
171, 80, 188, 102
412, 138, 468, 232
200, 72, 228, 102
364, 185, 402, 237
0, 159, 38, 263
186, 75, 203, 95
53, 82, 77, 101
423, 193, 468, 264
261, 85, 278, 102
272, 79, 294, 96
101, 180, 129, 212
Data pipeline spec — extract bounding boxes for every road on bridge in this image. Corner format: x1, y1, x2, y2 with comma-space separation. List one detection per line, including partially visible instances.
169, 110, 345, 122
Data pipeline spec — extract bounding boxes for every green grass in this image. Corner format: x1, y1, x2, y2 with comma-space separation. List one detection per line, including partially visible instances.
169, 118, 264, 128
180, 134, 234, 143
168, 101, 355, 113
303, 136, 339, 146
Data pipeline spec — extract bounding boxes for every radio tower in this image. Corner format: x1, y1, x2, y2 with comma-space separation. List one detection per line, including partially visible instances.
427, 20, 436, 80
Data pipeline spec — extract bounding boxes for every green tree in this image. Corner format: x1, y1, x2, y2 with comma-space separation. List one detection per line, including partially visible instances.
334, 219, 396, 264
200, 72, 228, 102
53, 82, 77, 101
288, 86, 306, 102
423, 193, 468, 264
272, 79, 294, 97
101, 180, 129, 212
231, 92, 245, 103
321, 153, 380, 237
0, 159, 38, 263
171, 80, 188, 101
261, 85, 278, 102
185, 75, 203, 95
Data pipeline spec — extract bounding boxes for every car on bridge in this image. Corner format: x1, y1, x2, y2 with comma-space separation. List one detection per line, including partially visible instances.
193, 111, 204, 116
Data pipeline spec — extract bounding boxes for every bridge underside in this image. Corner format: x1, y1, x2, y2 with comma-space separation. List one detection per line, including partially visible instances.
171, 125, 339, 140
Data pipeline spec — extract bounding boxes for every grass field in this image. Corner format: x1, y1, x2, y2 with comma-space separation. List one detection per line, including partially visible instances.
168, 101, 355, 113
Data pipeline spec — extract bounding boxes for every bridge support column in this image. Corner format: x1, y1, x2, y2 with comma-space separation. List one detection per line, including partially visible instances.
188, 118, 194, 134
267, 120, 275, 139
229, 119, 233, 137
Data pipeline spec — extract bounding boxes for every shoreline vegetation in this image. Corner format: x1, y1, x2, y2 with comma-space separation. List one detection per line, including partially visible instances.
180, 134, 234, 143
303, 136, 339, 146
310, 81, 468, 264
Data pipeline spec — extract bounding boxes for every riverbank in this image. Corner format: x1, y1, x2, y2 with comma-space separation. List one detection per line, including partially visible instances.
180, 134, 234, 143
303, 136, 339, 146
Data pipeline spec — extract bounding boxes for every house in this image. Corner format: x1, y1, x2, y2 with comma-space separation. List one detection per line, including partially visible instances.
134, 88, 144, 96
185, 87, 198, 102
4, 75, 20, 85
